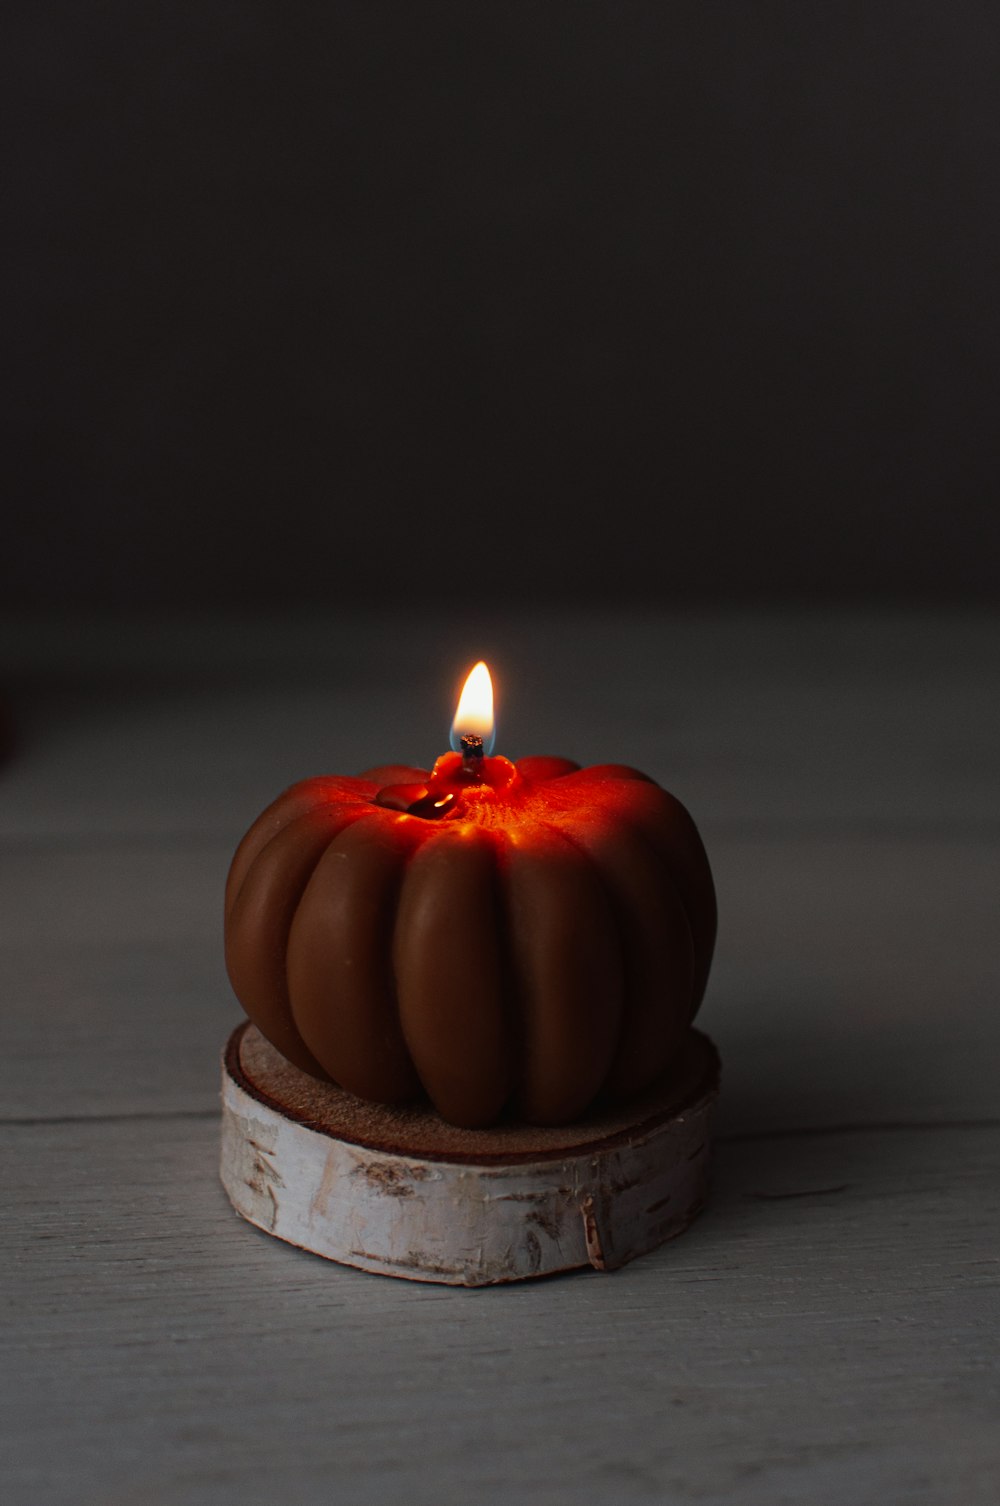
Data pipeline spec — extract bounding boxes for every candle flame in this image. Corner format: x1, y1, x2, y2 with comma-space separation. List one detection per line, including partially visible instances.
450, 661, 496, 754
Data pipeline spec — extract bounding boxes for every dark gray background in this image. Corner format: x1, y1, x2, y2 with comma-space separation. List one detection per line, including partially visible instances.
4, 2, 999, 609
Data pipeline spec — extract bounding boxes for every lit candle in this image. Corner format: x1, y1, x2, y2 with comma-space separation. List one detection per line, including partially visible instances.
225, 663, 716, 1128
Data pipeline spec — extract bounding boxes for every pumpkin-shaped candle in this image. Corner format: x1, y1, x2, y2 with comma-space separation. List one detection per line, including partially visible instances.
225, 663, 716, 1129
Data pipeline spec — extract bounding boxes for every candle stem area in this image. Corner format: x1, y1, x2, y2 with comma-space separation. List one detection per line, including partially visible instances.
372, 747, 516, 820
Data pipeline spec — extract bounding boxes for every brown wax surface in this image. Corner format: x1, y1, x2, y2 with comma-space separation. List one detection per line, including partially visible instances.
233, 1021, 720, 1164
224, 760, 718, 1128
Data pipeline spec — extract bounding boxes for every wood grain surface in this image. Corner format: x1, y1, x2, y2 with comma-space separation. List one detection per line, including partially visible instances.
1, 610, 998, 1504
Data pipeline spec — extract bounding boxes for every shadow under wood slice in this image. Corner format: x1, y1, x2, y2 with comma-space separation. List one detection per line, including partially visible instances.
219, 1023, 720, 1286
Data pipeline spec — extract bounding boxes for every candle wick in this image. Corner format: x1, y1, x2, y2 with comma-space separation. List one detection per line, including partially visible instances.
460, 733, 484, 774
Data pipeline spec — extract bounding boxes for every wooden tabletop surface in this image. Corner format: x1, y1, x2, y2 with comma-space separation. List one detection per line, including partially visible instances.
2, 608, 998, 1505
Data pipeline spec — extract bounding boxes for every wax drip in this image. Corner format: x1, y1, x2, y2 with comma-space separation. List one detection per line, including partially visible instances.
373, 783, 457, 819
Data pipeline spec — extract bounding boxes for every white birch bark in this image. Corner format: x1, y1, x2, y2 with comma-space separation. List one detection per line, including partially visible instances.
220, 1025, 719, 1286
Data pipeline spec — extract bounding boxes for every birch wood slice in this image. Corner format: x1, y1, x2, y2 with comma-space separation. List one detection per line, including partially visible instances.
220, 1022, 720, 1286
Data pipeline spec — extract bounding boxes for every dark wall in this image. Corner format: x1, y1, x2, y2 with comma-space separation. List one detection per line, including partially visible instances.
5, 2, 999, 609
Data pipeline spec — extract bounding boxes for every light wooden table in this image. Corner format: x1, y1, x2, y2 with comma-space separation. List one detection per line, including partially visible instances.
2, 609, 998, 1505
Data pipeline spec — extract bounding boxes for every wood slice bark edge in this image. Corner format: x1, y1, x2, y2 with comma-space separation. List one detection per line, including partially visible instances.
220, 1022, 720, 1286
